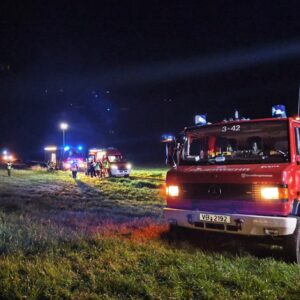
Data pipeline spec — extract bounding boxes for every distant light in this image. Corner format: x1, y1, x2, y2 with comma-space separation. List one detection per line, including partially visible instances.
60, 122, 68, 130
64, 146, 70, 151
3, 154, 13, 161
3, 150, 7, 155
106, 108, 111, 112
44, 146, 57, 151
64, 163, 71, 169
161, 134, 175, 143
195, 114, 207, 125
78, 145, 83, 151
272, 105, 287, 118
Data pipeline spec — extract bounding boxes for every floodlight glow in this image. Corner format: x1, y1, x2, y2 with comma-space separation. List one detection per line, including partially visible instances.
3, 150, 7, 155
3, 154, 13, 161
126, 163, 132, 169
78, 145, 83, 151
44, 146, 57, 151
64, 146, 70, 151
60, 122, 68, 130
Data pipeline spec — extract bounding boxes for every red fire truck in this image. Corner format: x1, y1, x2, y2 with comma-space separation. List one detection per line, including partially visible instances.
88, 147, 132, 177
163, 106, 300, 262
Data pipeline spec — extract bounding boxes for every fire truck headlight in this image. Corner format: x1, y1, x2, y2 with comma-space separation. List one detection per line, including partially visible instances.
126, 163, 132, 169
111, 165, 118, 170
166, 185, 179, 197
260, 187, 288, 200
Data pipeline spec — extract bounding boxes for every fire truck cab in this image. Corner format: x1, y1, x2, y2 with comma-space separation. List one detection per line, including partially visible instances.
88, 147, 132, 177
163, 106, 300, 262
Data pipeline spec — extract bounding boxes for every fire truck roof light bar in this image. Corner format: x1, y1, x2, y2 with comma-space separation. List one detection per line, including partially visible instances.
272, 105, 287, 118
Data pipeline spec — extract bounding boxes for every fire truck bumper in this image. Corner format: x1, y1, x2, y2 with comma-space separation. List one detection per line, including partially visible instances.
164, 208, 297, 236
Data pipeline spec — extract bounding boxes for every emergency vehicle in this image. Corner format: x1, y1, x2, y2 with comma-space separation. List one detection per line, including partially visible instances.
44, 145, 85, 171
61, 146, 86, 171
88, 147, 132, 177
163, 106, 300, 263
1, 150, 15, 163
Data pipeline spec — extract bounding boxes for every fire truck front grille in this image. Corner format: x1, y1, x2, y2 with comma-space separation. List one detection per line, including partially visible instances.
181, 183, 259, 202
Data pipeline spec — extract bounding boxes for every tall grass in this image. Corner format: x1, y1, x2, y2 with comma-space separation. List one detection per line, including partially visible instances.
1, 169, 300, 299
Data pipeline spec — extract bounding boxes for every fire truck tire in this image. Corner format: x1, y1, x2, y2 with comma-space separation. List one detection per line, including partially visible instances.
283, 218, 300, 263
169, 224, 187, 240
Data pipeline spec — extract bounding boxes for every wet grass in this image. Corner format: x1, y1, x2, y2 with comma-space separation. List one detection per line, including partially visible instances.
1, 168, 300, 299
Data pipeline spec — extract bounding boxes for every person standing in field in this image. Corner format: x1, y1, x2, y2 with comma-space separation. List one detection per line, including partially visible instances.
90, 161, 96, 178
7, 161, 12, 176
94, 161, 101, 177
71, 161, 79, 179
103, 159, 110, 177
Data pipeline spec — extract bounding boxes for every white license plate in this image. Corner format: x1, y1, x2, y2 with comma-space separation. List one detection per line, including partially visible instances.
200, 213, 230, 224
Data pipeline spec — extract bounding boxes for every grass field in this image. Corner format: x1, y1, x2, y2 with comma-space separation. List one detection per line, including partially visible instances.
1, 168, 300, 299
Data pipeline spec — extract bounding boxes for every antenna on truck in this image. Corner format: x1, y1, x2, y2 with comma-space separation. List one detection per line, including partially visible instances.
298, 84, 300, 116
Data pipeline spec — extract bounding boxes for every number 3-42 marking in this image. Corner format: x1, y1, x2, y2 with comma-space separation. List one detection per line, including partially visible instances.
222, 125, 241, 132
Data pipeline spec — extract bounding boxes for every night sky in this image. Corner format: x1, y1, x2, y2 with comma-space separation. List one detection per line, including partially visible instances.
1, 1, 300, 164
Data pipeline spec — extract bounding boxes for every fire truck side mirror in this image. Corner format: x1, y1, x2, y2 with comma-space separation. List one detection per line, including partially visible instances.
165, 142, 176, 167
161, 134, 176, 167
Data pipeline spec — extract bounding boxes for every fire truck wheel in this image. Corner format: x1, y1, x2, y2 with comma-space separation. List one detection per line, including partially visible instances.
283, 218, 300, 263
169, 224, 185, 240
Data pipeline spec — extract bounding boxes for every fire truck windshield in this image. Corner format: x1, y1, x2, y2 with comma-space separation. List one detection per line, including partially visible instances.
108, 155, 124, 163
182, 120, 290, 165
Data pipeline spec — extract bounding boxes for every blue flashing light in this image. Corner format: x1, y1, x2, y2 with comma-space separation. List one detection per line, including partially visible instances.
64, 146, 70, 151
195, 114, 207, 125
161, 134, 175, 143
78, 145, 83, 151
272, 105, 287, 118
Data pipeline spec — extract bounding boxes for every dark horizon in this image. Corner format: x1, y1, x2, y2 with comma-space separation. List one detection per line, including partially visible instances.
1, 1, 300, 164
